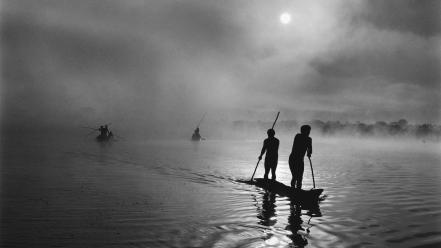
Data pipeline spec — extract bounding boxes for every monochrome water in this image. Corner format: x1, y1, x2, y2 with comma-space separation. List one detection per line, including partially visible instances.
2, 133, 440, 247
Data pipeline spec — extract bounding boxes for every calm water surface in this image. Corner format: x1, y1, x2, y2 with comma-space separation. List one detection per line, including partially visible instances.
2, 135, 441, 247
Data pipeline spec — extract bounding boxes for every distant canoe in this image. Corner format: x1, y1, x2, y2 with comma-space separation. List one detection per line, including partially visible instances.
191, 133, 204, 141
249, 178, 323, 202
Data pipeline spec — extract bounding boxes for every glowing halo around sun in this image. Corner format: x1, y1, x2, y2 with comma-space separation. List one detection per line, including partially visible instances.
279, 12, 291, 24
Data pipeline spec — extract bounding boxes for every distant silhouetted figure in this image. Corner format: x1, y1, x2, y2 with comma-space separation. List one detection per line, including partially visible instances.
98, 125, 106, 137
96, 124, 113, 142
104, 125, 110, 136
259, 129, 279, 180
192, 127, 202, 141
289, 125, 312, 189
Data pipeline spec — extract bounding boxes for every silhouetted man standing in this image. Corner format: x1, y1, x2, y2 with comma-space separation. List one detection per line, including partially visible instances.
104, 125, 110, 137
259, 129, 279, 180
192, 127, 202, 141
289, 125, 312, 189
98, 125, 106, 137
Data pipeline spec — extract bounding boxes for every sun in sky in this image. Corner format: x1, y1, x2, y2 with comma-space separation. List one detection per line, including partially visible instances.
279, 12, 291, 24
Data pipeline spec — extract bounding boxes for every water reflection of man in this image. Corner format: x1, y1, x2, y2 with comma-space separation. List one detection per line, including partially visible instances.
255, 191, 325, 247
286, 202, 308, 247
256, 192, 277, 226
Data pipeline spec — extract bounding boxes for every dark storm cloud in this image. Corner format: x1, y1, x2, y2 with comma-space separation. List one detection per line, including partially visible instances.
310, 41, 440, 89
356, 0, 441, 37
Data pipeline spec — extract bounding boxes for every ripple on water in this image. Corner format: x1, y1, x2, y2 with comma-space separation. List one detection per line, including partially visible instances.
3, 138, 440, 248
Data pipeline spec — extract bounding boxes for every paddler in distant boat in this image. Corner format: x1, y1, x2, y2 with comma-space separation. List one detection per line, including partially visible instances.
98, 125, 106, 138
289, 125, 312, 189
191, 127, 202, 141
104, 125, 110, 136
96, 124, 113, 141
258, 129, 279, 180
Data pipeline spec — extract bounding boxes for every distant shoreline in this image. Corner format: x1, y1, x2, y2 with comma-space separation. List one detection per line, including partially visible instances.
232, 119, 441, 141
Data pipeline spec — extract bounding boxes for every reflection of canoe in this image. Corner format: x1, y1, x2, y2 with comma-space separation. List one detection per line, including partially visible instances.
191, 134, 206, 141
96, 134, 113, 142
250, 178, 323, 202
191, 134, 201, 141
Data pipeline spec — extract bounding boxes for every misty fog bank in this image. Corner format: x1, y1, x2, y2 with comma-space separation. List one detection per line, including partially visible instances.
2, 118, 441, 143
232, 119, 441, 141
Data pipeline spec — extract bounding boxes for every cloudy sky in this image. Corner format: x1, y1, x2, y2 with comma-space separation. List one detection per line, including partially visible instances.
1, 0, 440, 132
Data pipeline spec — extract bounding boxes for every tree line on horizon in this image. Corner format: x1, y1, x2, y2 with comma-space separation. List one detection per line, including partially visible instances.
232, 119, 441, 141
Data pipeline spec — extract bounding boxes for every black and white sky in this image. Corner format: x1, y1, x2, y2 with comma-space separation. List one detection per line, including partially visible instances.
1, 0, 440, 131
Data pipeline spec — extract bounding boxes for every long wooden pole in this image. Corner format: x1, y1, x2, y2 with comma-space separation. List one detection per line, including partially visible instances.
308, 157, 316, 188
271, 112, 280, 129
196, 113, 206, 128
250, 159, 261, 181
250, 111, 280, 181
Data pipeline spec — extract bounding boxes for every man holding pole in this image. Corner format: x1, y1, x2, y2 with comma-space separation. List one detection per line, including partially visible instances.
259, 128, 280, 181
250, 112, 280, 182
289, 125, 312, 189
